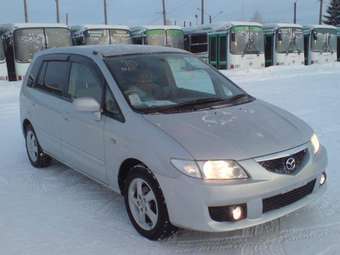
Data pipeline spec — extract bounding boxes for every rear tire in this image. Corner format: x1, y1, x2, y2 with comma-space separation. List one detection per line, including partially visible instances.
25, 125, 51, 168
123, 165, 177, 240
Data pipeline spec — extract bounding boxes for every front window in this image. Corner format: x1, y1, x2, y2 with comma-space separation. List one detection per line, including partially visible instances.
110, 29, 132, 44
166, 29, 184, 49
45, 28, 72, 48
276, 28, 304, 54
230, 26, 264, 55
14, 28, 46, 63
0, 40, 5, 61
105, 53, 252, 114
85, 29, 110, 45
311, 29, 337, 53
145, 29, 166, 46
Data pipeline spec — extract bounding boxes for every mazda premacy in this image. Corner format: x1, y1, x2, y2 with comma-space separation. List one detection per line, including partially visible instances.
20, 45, 328, 240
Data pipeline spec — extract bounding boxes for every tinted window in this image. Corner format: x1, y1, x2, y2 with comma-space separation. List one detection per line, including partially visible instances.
68, 62, 103, 103
43, 61, 69, 95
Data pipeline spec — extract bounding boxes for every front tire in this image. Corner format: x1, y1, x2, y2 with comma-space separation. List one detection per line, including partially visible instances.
25, 125, 51, 168
124, 165, 177, 240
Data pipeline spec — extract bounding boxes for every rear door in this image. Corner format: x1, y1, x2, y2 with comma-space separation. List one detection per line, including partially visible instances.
217, 34, 227, 69
208, 34, 218, 67
61, 55, 106, 183
29, 55, 70, 159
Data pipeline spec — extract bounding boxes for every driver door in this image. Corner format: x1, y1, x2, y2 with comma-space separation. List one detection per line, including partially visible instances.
61, 55, 107, 183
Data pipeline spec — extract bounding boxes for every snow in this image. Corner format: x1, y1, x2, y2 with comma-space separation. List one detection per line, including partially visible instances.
1, 63, 340, 254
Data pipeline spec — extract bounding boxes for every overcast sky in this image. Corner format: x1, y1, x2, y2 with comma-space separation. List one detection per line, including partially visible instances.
0, 0, 332, 26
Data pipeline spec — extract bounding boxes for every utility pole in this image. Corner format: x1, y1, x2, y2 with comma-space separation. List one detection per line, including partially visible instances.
201, 0, 204, 24
161, 0, 167, 25
293, 1, 297, 24
104, 0, 108, 24
319, 0, 323, 24
55, 0, 60, 23
65, 13, 69, 25
23, 0, 29, 23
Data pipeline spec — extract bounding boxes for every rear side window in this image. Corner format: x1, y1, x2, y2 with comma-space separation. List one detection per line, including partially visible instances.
36, 60, 69, 96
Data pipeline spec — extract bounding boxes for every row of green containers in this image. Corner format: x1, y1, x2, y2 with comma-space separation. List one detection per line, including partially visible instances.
0, 22, 339, 81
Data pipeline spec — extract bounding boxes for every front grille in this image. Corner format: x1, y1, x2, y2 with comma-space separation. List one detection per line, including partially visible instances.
263, 179, 316, 213
258, 149, 308, 175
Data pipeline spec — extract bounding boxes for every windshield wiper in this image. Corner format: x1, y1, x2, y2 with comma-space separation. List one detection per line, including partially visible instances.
226, 94, 253, 104
141, 97, 227, 114
177, 97, 226, 107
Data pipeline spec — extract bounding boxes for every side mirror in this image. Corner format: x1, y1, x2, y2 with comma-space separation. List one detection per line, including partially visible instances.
73, 97, 101, 120
231, 32, 236, 42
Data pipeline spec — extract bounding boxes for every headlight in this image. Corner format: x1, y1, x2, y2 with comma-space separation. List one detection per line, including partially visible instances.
311, 134, 320, 154
170, 159, 202, 178
198, 160, 248, 180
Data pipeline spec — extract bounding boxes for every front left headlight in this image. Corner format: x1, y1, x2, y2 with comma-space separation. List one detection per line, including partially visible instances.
311, 134, 320, 154
198, 160, 249, 180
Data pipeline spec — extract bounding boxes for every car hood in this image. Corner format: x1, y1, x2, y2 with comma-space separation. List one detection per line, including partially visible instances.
143, 100, 313, 160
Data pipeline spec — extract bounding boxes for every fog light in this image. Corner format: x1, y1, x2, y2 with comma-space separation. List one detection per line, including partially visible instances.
231, 206, 243, 221
320, 173, 327, 185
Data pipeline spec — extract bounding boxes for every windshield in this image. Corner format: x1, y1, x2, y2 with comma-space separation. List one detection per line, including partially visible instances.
14, 28, 46, 63
230, 26, 264, 55
0, 40, 5, 61
276, 28, 304, 54
166, 29, 184, 49
45, 28, 72, 48
105, 53, 250, 114
145, 29, 166, 46
85, 29, 110, 45
311, 28, 337, 53
110, 29, 132, 44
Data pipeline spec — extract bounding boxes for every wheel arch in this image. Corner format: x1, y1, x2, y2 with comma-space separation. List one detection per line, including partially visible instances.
118, 158, 147, 194
22, 119, 32, 135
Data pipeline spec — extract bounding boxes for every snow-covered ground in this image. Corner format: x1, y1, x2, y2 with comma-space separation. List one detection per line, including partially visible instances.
1, 64, 340, 254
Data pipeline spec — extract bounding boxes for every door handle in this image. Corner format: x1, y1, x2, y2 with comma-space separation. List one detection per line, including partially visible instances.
64, 116, 70, 121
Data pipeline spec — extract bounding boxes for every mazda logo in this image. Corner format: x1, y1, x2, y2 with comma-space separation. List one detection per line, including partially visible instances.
285, 157, 296, 171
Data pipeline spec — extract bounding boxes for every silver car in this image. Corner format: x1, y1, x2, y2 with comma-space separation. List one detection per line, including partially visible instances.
20, 45, 328, 240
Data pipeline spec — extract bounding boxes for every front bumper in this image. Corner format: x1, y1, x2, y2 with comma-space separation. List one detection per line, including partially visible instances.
157, 145, 328, 232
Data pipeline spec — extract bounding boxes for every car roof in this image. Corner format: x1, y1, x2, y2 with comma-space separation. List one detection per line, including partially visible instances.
35, 44, 188, 58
